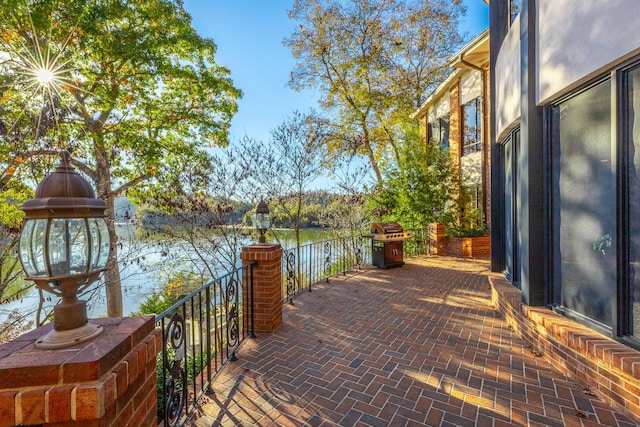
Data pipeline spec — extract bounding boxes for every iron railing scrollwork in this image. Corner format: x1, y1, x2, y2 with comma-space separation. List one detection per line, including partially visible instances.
285, 251, 297, 304
162, 312, 187, 426
156, 263, 255, 426
282, 236, 372, 304
323, 242, 332, 282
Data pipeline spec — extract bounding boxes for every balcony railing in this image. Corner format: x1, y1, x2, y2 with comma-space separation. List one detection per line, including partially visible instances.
282, 236, 371, 304
403, 228, 429, 258
154, 232, 428, 425
155, 263, 255, 427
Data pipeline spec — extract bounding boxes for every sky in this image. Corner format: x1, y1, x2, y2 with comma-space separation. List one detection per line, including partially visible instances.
182, 0, 489, 146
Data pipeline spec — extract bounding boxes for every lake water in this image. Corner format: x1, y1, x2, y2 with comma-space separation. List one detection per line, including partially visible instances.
1, 225, 335, 326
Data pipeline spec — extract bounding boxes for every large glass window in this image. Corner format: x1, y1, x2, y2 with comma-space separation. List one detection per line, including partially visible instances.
550, 80, 614, 328
626, 67, 640, 339
462, 97, 482, 156
503, 128, 520, 285
428, 114, 450, 150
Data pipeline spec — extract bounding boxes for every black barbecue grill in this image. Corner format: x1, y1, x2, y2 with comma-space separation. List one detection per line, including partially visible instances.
367, 222, 413, 269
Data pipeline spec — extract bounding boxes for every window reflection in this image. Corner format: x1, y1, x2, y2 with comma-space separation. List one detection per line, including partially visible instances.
429, 114, 450, 150
510, 0, 520, 24
551, 80, 614, 327
627, 67, 640, 339
462, 97, 482, 156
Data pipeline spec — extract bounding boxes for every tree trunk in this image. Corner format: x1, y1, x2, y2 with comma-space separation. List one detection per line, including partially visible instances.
368, 155, 383, 189
360, 121, 384, 189
104, 193, 123, 317
94, 144, 123, 317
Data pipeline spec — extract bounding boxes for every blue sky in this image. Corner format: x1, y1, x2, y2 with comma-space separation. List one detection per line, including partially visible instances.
182, 0, 489, 146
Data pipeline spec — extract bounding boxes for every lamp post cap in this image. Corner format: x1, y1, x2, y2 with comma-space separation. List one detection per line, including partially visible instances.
19, 151, 107, 218
35, 151, 96, 199
256, 199, 269, 214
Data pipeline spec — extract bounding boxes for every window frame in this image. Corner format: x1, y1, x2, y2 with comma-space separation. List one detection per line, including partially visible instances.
428, 113, 450, 150
462, 96, 482, 156
543, 58, 640, 349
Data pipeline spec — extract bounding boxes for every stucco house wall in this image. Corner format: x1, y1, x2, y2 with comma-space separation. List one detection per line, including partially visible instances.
494, 15, 520, 140
537, 0, 640, 104
490, 1, 640, 423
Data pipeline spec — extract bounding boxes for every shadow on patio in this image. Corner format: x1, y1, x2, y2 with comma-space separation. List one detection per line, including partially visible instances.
186, 256, 636, 427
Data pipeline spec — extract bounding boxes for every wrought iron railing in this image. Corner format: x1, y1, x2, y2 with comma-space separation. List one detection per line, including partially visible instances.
282, 236, 371, 304
403, 228, 429, 258
156, 263, 255, 426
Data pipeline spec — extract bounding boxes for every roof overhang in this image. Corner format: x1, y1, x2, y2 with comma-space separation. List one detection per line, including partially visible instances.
411, 29, 489, 120
411, 68, 461, 119
449, 29, 489, 70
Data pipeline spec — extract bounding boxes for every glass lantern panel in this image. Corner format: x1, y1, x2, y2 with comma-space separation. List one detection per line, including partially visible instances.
89, 218, 110, 270
68, 218, 89, 275
254, 213, 270, 229
47, 219, 69, 276
19, 219, 48, 277
48, 218, 89, 276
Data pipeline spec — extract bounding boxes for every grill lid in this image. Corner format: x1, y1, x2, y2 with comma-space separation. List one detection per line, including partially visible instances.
371, 222, 403, 234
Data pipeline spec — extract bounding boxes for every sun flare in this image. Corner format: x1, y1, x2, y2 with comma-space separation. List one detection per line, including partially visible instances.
35, 68, 55, 85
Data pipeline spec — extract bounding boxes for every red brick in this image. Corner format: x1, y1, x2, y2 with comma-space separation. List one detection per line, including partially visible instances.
0, 357, 60, 389
72, 384, 104, 421
46, 385, 74, 423
127, 351, 139, 385
137, 343, 148, 375
0, 390, 16, 427
102, 373, 117, 413
109, 315, 155, 345
17, 388, 46, 425
113, 360, 129, 399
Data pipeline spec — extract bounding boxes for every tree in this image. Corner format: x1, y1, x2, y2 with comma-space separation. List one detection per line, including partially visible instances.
139, 148, 256, 281
369, 129, 453, 231
0, 0, 241, 316
286, 0, 465, 188
318, 158, 371, 237
248, 111, 326, 251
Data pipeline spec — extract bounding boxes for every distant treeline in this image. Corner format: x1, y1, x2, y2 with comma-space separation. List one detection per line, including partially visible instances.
124, 190, 364, 230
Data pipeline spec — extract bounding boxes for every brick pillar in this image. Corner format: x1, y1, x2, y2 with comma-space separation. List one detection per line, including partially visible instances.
428, 223, 447, 256
240, 244, 283, 333
0, 315, 161, 427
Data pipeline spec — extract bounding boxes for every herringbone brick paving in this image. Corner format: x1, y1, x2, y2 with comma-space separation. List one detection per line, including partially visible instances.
190, 257, 638, 426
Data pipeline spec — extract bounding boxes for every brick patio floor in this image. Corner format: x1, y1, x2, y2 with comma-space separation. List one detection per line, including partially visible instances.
188, 256, 638, 427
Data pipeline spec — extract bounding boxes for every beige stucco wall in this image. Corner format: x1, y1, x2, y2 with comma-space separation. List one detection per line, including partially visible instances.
428, 93, 451, 123
537, 0, 640, 103
461, 151, 483, 186
495, 15, 521, 141
460, 70, 482, 105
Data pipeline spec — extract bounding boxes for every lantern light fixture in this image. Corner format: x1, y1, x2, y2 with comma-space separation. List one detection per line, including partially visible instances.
18, 151, 110, 349
254, 199, 270, 244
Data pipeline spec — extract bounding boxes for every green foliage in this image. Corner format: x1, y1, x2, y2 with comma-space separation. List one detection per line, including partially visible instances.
0, 0, 241, 315
132, 270, 204, 316
369, 129, 453, 231
593, 234, 613, 255
446, 224, 489, 238
442, 180, 488, 236
286, 0, 466, 187
156, 347, 213, 420
0, 181, 30, 230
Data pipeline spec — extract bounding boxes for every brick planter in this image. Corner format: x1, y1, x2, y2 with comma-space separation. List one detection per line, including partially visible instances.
446, 236, 491, 259
428, 223, 491, 259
